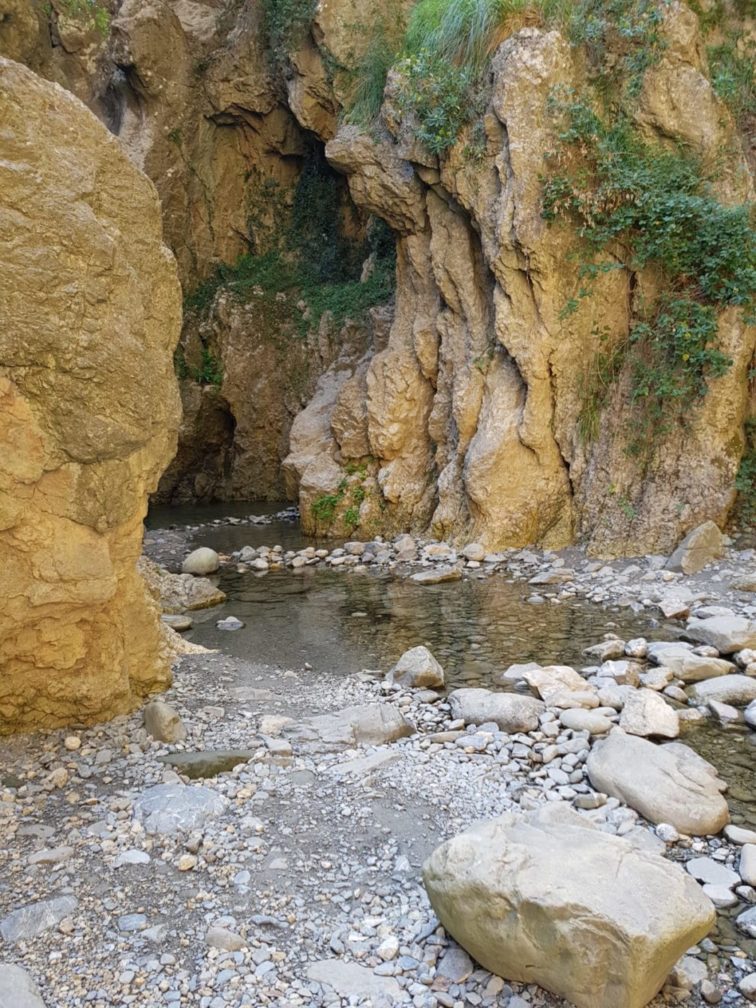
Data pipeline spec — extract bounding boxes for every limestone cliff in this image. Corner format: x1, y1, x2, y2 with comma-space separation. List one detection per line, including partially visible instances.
5, 0, 753, 556
0, 59, 181, 732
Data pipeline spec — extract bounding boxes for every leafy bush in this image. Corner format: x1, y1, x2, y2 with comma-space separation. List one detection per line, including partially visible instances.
708, 36, 756, 127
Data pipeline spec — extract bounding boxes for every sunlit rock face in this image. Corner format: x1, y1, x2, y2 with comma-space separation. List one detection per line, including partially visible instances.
0, 58, 181, 732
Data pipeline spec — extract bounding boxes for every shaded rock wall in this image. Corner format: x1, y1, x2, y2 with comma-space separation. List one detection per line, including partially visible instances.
0, 58, 181, 731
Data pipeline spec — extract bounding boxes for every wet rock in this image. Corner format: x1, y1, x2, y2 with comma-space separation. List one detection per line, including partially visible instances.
182, 547, 220, 575
448, 689, 543, 733
157, 750, 256, 779
143, 700, 187, 743
0, 896, 78, 943
216, 616, 244, 630
0, 963, 46, 1008
388, 646, 444, 688
586, 731, 728, 835
666, 522, 723, 575
161, 613, 193, 632
423, 803, 715, 1008
139, 559, 226, 612
619, 689, 679, 739
306, 959, 401, 1002
685, 616, 756, 654
410, 566, 462, 585
133, 782, 227, 835
686, 674, 756, 706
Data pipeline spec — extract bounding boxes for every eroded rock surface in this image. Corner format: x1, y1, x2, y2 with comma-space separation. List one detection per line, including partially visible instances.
423, 803, 716, 1008
0, 59, 180, 732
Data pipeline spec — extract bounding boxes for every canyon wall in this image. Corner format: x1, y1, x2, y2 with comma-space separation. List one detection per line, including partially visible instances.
0, 58, 181, 731
3, 0, 753, 554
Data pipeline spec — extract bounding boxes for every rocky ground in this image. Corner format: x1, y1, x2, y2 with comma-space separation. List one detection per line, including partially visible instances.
1, 517, 755, 1008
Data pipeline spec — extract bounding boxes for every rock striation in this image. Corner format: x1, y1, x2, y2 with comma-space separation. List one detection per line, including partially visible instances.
0, 59, 180, 732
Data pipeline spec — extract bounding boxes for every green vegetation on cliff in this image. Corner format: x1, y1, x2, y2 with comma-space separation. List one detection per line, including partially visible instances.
184, 151, 396, 343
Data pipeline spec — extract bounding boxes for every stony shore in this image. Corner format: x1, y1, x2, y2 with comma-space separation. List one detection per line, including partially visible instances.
1, 517, 755, 1008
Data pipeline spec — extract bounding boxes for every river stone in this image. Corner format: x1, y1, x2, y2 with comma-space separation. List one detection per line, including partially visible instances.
559, 709, 613, 734
182, 547, 220, 575
388, 646, 444, 688
303, 704, 414, 747
619, 689, 679, 739
685, 857, 739, 888
522, 665, 597, 706
161, 613, 193, 631
133, 782, 227, 835
686, 674, 756, 707
586, 731, 729, 835
737, 906, 756, 938
410, 566, 462, 585
0, 896, 78, 943
740, 845, 756, 886
143, 700, 186, 743
423, 803, 715, 1008
650, 650, 734, 683
0, 963, 46, 1008
685, 616, 756, 654
447, 689, 544, 733
306, 960, 401, 1003
493, 661, 541, 685
666, 522, 723, 575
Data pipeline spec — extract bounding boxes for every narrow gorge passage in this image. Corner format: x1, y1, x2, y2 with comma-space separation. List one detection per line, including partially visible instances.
1, 0, 755, 1007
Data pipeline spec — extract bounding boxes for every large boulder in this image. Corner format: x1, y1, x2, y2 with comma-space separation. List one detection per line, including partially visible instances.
447, 688, 544, 732
182, 547, 220, 575
685, 616, 756, 654
423, 804, 715, 1008
0, 60, 180, 732
666, 521, 724, 574
586, 731, 729, 836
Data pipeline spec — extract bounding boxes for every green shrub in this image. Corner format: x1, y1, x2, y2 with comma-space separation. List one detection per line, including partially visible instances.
735, 417, 756, 525
543, 93, 755, 444
55, 0, 110, 34
708, 36, 756, 126
262, 0, 317, 66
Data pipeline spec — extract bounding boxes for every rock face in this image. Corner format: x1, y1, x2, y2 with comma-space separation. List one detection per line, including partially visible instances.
423, 804, 716, 1008
0, 60, 180, 732
586, 731, 729, 836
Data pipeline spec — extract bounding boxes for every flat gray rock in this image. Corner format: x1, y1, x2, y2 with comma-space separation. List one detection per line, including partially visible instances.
410, 566, 462, 585
133, 782, 227, 835
0, 896, 77, 943
306, 959, 401, 1003
302, 704, 414, 748
0, 963, 46, 1007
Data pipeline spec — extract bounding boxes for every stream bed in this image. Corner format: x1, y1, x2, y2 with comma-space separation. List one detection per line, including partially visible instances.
148, 503, 756, 833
